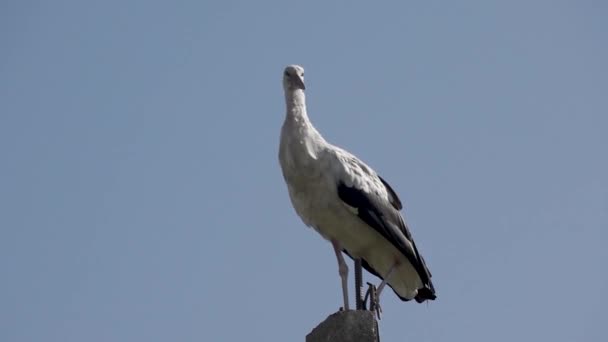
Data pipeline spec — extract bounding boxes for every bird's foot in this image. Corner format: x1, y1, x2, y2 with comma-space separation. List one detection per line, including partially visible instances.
363, 282, 382, 320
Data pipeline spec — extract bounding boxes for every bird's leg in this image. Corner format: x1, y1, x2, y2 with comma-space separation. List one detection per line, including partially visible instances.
364, 282, 382, 320
367, 260, 399, 317
331, 240, 350, 311
376, 261, 399, 297
354, 258, 363, 310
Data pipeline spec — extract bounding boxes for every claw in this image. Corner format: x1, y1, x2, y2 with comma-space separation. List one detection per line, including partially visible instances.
364, 282, 382, 320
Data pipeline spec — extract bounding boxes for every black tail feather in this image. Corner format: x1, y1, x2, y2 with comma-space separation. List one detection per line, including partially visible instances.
414, 286, 436, 303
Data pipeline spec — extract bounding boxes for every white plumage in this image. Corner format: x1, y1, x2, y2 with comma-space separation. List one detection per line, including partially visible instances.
278, 65, 435, 310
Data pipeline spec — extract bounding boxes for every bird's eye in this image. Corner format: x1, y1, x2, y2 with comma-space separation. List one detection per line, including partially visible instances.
284, 71, 289, 76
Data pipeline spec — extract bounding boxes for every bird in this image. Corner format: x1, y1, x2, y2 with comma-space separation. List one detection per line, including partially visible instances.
278, 64, 436, 311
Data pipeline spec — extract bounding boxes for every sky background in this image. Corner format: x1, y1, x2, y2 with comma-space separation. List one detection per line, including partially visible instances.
1, 1, 607, 341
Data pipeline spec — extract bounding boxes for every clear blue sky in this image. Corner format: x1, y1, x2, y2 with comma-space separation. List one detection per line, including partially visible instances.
1, 1, 606, 341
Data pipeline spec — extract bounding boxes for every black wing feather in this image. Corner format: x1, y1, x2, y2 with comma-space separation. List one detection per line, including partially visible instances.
337, 180, 435, 301
378, 175, 402, 210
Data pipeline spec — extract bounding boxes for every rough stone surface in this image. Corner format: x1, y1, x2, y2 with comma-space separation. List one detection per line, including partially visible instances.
306, 310, 379, 342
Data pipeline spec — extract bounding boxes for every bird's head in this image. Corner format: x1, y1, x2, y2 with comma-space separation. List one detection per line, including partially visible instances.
282, 65, 306, 91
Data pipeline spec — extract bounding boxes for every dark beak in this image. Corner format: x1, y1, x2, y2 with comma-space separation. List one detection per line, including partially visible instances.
294, 76, 306, 90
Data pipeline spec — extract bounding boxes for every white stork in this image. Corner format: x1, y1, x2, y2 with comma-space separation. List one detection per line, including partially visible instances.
278, 65, 436, 311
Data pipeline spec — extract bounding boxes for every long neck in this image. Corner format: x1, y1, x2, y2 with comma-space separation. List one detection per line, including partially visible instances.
284, 89, 309, 124
281, 88, 326, 159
